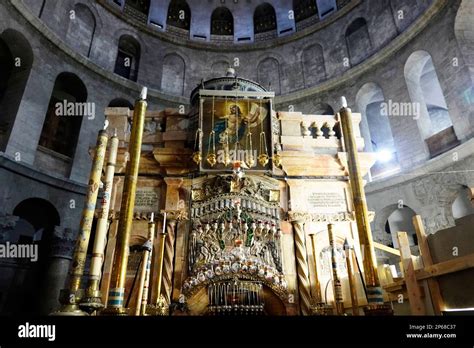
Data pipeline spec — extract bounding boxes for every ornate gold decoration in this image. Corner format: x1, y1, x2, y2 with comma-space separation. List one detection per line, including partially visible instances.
269, 189, 280, 202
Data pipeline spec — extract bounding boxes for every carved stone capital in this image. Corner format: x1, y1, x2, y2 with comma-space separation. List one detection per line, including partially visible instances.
50, 227, 76, 259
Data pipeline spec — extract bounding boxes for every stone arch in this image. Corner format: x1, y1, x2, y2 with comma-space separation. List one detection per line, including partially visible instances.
345, 17, 371, 66
312, 102, 334, 115
404, 50, 457, 155
66, 3, 96, 57
0, 29, 34, 152
253, 3, 277, 34
451, 186, 474, 221
257, 57, 281, 95
108, 98, 133, 109
355, 82, 398, 177
114, 34, 141, 82
167, 0, 191, 30
162, 53, 185, 96
302, 43, 326, 87
211, 7, 234, 36
455, 0, 474, 84
37, 72, 87, 175
210, 59, 230, 79
4, 198, 61, 313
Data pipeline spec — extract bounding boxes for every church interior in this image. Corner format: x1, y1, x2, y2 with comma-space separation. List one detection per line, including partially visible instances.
0, 0, 473, 319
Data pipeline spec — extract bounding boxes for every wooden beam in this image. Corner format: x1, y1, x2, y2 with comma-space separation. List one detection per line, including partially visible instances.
413, 215, 445, 315
415, 253, 474, 281
397, 232, 426, 315
373, 241, 401, 256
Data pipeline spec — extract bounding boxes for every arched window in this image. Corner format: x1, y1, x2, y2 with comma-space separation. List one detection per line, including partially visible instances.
385, 205, 418, 250
37, 73, 86, 161
167, 0, 191, 30
302, 44, 326, 86
123, 0, 150, 24
211, 7, 233, 36
114, 35, 141, 82
162, 53, 185, 96
293, 0, 318, 23
312, 103, 334, 115
356, 82, 399, 178
0, 29, 33, 152
257, 58, 281, 95
254, 3, 277, 34
404, 51, 457, 157
345, 18, 371, 66
65, 3, 96, 57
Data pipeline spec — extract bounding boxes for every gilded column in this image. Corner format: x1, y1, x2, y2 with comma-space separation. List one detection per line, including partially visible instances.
339, 97, 392, 315
81, 130, 119, 311
162, 218, 177, 305
102, 87, 148, 315
54, 124, 109, 315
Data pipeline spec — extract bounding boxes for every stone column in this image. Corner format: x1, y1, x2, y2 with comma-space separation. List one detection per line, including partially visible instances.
290, 217, 312, 316
39, 227, 75, 314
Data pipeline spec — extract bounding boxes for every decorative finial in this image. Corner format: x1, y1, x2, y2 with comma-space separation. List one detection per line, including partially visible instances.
150, 212, 154, 223
103, 119, 109, 130
113, 128, 117, 137
140, 87, 148, 101
341, 96, 348, 109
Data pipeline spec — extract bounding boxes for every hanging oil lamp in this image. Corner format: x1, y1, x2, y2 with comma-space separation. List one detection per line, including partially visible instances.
206, 97, 217, 167
257, 98, 269, 167
245, 132, 255, 168
192, 128, 202, 165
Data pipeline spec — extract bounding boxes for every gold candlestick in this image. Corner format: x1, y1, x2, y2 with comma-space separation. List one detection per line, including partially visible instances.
328, 224, 344, 315
135, 213, 155, 316
344, 239, 359, 316
53, 122, 109, 316
80, 129, 119, 312
147, 211, 168, 316
101, 87, 148, 316
339, 97, 392, 315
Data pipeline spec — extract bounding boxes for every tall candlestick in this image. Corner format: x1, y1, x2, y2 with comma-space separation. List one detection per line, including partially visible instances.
102, 87, 148, 315
135, 213, 155, 316
344, 239, 359, 316
54, 123, 109, 315
147, 211, 168, 316
328, 224, 344, 315
80, 130, 119, 312
339, 97, 392, 315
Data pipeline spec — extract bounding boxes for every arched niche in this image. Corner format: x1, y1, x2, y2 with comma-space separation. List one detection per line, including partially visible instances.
114, 35, 141, 82
257, 57, 281, 95
161, 53, 185, 96
36, 72, 87, 176
302, 44, 326, 87
345, 18, 371, 66
108, 98, 134, 109
0, 29, 34, 152
404, 51, 457, 156
65, 3, 96, 57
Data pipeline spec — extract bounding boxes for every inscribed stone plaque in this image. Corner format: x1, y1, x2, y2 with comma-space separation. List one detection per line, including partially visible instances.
135, 187, 160, 212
